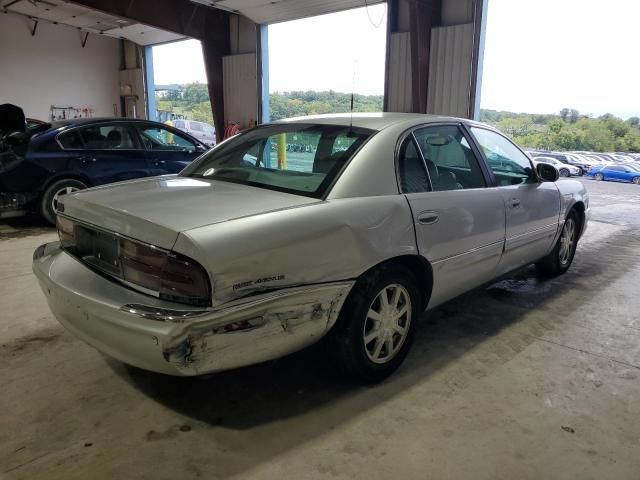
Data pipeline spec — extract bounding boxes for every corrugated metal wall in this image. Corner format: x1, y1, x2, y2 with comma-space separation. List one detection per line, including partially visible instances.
222, 53, 258, 129
386, 32, 413, 113
426, 22, 474, 117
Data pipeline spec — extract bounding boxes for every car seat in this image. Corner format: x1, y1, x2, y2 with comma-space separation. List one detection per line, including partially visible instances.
106, 130, 122, 148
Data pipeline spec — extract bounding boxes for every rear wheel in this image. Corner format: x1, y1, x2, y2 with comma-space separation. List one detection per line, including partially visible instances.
536, 210, 579, 277
595, 173, 604, 181
41, 179, 87, 224
633, 177, 640, 185
328, 264, 420, 383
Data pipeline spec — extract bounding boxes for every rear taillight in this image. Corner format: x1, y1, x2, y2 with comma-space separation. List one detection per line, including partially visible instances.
120, 238, 210, 307
57, 215, 210, 307
56, 215, 76, 248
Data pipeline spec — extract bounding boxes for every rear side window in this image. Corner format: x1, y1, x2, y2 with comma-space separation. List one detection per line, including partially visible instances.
399, 125, 486, 192
67, 125, 137, 150
58, 130, 84, 149
398, 138, 430, 193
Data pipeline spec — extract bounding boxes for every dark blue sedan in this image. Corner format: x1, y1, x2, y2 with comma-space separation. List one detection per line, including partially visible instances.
0, 118, 208, 223
586, 164, 640, 185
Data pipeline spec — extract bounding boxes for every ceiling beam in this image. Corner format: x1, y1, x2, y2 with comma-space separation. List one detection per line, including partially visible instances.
68, 0, 217, 39
69, 0, 231, 140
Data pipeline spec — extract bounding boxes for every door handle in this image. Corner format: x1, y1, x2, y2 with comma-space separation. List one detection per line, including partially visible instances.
418, 212, 439, 225
510, 198, 521, 208
79, 156, 96, 164
154, 160, 166, 166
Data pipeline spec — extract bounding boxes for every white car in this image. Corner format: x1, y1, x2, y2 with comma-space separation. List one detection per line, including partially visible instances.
172, 119, 216, 147
33, 113, 590, 382
532, 156, 581, 177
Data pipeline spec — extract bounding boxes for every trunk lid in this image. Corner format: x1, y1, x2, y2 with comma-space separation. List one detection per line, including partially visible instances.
60, 176, 320, 250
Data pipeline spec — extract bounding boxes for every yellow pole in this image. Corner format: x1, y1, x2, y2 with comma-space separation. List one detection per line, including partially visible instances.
277, 133, 287, 169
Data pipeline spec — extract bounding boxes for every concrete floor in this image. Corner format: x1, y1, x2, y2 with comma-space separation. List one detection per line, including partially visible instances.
1, 179, 639, 479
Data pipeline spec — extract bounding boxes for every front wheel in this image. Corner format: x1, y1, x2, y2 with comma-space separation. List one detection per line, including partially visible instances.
536, 210, 579, 277
594, 173, 604, 181
328, 264, 421, 383
633, 177, 640, 185
559, 168, 570, 177
41, 178, 87, 224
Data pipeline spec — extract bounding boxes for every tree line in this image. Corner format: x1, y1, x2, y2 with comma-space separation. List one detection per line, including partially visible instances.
481, 109, 640, 152
156, 84, 639, 152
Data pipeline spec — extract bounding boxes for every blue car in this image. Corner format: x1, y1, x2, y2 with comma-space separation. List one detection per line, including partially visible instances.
587, 164, 640, 185
0, 118, 208, 223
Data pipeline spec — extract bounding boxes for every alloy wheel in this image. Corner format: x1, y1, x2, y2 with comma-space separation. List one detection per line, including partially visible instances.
558, 218, 576, 266
363, 284, 412, 364
52, 186, 79, 213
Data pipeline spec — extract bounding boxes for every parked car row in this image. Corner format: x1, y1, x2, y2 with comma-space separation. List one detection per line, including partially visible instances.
1, 117, 209, 222
525, 149, 640, 185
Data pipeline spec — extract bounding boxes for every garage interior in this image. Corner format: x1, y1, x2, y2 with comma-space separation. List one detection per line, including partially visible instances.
2, 0, 640, 479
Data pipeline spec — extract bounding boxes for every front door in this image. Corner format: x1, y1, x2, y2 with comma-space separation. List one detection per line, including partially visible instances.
399, 125, 506, 308
134, 123, 203, 175
469, 127, 561, 274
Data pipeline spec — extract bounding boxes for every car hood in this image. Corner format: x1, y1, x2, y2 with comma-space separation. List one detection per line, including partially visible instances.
59, 176, 321, 249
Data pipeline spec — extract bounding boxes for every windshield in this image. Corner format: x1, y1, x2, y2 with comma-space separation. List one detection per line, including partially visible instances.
181, 123, 374, 198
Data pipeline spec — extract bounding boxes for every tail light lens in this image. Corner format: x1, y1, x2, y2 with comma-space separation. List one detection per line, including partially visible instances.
56, 215, 76, 248
120, 238, 210, 306
57, 215, 211, 307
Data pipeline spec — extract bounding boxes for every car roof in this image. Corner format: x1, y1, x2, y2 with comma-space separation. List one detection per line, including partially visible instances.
274, 112, 483, 131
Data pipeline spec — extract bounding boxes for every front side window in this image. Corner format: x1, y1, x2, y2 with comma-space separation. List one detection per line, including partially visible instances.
181, 124, 374, 198
136, 125, 196, 152
471, 127, 534, 185
398, 125, 486, 193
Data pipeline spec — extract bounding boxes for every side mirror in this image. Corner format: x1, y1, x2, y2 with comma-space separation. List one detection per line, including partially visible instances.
536, 163, 559, 182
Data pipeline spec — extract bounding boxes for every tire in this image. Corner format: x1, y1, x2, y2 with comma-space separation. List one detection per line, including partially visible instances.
594, 173, 604, 181
576, 167, 584, 176
559, 168, 569, 177
40, 178, 87, 224
327, 264, 421, 383
536, 210, 579, 277
633, 177, 640, 185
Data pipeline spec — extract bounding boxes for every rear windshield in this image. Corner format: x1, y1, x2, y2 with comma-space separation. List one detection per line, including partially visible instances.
181, 123, 374, 198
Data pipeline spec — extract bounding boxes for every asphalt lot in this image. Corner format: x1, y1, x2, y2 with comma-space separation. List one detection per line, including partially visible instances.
1, 177, 639, 480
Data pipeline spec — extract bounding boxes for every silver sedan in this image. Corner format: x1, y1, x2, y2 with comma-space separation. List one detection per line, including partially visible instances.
33, 113, 590, 382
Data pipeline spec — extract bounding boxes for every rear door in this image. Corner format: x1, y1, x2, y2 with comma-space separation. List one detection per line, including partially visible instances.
399, 124, 506, 308
469, 127, 561, 274
134, 123, 203, 175
59, 122, 149, 185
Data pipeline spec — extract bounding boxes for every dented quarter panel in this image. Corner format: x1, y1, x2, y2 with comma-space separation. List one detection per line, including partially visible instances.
173, 195, 417, 305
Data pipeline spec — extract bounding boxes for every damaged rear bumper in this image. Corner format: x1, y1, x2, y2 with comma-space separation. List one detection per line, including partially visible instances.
33, 242, 353, 376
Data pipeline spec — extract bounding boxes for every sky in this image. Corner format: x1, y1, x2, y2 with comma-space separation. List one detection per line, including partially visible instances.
481, 0, 640, 119
152, 0, 639, 119
268, 4, 387, 95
